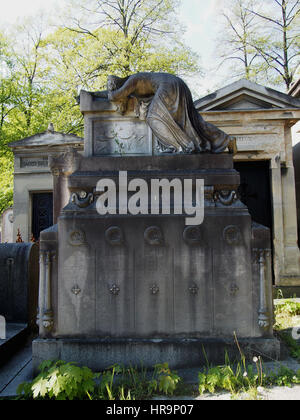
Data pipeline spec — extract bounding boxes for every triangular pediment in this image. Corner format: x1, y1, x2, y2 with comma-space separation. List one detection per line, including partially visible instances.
9, 130, 83, 149
194, 79, 300, 111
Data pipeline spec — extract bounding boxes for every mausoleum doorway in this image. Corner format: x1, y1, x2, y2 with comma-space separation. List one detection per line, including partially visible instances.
31, 192, 53, 241
234, 161, 272, 230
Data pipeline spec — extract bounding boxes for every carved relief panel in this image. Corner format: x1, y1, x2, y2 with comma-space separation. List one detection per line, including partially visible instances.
92, 119, 152, 156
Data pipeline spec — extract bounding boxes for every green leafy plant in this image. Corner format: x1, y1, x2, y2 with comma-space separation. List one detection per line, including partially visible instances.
18, 360, 182, 400
17, 360, 97, 400
275, 300, 300, 317
97, 362, 181, 400
198, 356, 300, 398
198, 361, 259, 396
279, 332, 300, 360
153, 363, 181, 396
265, 366, 300, 388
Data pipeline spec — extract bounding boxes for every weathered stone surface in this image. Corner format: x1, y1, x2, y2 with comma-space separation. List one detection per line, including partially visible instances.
0, 243, 39, 326
32, 336, 280, 374
33, 151, 279, 368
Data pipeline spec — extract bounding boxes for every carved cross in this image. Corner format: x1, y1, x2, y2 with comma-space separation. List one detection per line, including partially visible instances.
150, 285, 160, 295
110, 284, 120, 296
71, 285, 81, 296
230, 284, 239, 296
189, 285, 199, 295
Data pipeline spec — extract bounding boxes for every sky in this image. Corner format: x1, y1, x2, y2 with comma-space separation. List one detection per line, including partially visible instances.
0, 0, 224, 96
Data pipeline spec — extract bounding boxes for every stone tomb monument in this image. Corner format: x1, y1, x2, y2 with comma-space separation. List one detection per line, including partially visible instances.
33, 73, 279, 371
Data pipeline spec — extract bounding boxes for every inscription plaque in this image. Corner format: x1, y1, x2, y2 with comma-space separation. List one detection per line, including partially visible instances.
20, 156, 48, 168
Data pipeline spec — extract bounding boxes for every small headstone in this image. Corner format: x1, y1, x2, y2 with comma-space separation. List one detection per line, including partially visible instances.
0, 316, 5, 340
1, 209, 14, 243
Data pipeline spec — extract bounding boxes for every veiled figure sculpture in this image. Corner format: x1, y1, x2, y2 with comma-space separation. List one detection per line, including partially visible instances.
106, 73, 236, 154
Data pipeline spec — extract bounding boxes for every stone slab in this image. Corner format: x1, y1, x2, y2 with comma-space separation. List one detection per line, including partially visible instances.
0, 324, 28, 367
32, 337, 281, 375
0, 342, 32, 397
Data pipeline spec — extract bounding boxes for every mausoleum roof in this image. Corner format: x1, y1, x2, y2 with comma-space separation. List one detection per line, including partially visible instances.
8, 130, 83, 150
195, 79, 300, 112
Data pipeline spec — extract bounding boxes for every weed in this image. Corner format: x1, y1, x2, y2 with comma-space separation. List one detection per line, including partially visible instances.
17, 361, 181, 401
17, 360, 97, 400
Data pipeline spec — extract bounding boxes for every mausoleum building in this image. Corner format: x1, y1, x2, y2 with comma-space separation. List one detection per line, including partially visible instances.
195, 79, 300, 288
8, 126, 83, 242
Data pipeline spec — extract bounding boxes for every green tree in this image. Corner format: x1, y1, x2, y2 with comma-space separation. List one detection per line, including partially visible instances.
216, 0, 260, 81
216, 0, 300, 91
247, 0, 300, 90
0, 32, 18, 215
56, 0, 200, 87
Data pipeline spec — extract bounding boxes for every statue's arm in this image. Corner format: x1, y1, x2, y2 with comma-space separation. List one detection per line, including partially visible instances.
108, 77, 137, 102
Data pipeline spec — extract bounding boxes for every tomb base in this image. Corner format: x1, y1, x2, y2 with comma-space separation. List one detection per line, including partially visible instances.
32, 336, 280, 374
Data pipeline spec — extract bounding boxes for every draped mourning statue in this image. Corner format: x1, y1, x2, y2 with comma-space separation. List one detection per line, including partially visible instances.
104, 73, 237, 154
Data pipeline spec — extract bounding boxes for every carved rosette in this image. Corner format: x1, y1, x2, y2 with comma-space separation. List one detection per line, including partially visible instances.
69, 230, 87, 247
223, 225, 242, 246
105, 226, 124, 246
144, 226, 164, 246
183, 226, 202, 245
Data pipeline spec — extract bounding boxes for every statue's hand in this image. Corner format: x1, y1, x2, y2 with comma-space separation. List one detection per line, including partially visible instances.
115, 98, 128, 115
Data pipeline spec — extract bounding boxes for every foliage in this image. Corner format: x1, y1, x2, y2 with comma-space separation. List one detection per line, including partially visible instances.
276, 300, 300, 317
0, 155, 13, 214
279, 331, 300, 360
97, 362, 181, 400
246, 0, 300, 90
151, 363, 181, 396
198, 352, 261, 396
216, 0, 261, 81
274, 299, 300, 330
15, 354, 300, 400
198, 354, 300, 398
43, 0, 200, 93
17, 361, 181, 400
216, 0, 300, 91
17, 360, 97, 400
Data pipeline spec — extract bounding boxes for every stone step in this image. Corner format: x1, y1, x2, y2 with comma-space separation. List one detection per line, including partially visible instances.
0, 323, 29, 367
